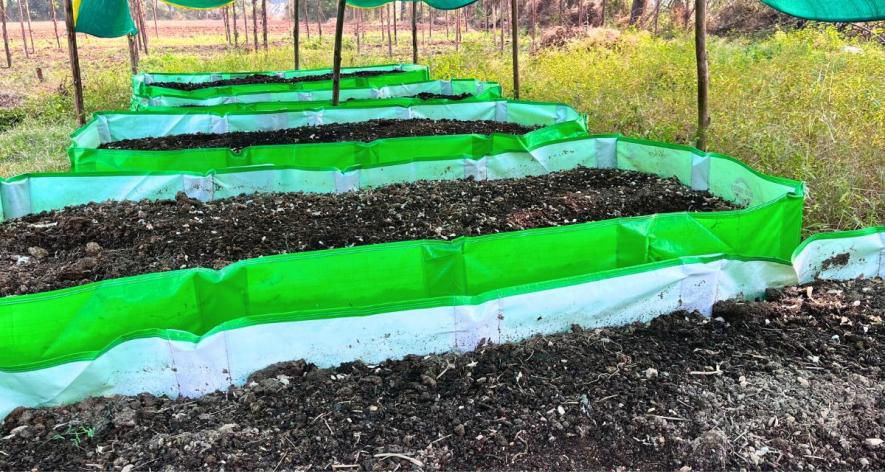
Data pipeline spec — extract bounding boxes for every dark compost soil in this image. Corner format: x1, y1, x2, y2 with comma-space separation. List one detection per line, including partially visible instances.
98, 119, 540, 152
151, 70, 407, 91
0, 167, 736, 297
1, 277, 882, 470
346, 93, 474, 102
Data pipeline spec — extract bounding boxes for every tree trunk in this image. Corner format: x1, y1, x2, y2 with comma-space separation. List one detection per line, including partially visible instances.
316, 0, 322, 38
24, 0, 35, 53
1, 0, 11, 67
251, 0, 259, 51
242, 0, 249, 49
50, 0, 61, 48
62, 0, 85, 124
500, 0, 505, 52
127, 34, 139, 74
410, 1, 417, 64
135, 0, 149, 54
559, 0, 563, 26
392, 0, 397, 43
599, 0, 606, 26
302, 0, 309, 38
152, 0, 159, 37
261, 0, 267, 50
385, 3, 392, 57
293, 0, 299, 68
16, 0, 29, 58
354, 8, 360, 55
694, 0, 709, 150
653, 0, 661, 34
445, 10, 449, 38
223, 7, 230, 44
510, 0, 519, 99
232, 1, 239, 46
629, 0, 646, 25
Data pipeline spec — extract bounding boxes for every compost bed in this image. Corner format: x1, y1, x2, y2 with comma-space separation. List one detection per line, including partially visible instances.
0, 167, 735, 297
99, 119, 539, 152
1, 277, 882, 470
150, 70, 407, 91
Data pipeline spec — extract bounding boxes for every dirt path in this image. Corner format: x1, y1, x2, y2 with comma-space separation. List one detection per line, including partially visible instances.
0, 167, 734, 297
1, 277, 881, 470
99, 119, 540, 152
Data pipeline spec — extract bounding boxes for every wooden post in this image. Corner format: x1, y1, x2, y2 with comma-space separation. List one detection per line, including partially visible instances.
315, 0, 322, 37
136, 0, 149, 54
62, 0, 85, 125
293, 0, 299, 68
0, 0, 11, 67
127, 34, 139, 74
694, 0, 709, 150
410, 0, 417, 64
511, 0, 519, 99
392, 0, 397, 43
331, 0, 346, 105
223, 6, 231, 44
242, 0, 249, 49
261, 0, 268, 50
302, 0, 310, 38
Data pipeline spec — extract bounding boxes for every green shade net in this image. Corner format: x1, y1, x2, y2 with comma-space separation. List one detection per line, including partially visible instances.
347, 0, 477, 10
73, 0, 137, 38
762, 0, 885, 21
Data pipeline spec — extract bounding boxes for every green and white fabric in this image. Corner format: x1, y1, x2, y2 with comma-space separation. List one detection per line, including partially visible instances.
132, 79, 503, 110
131, 64, 431, 109
69, 99, 588, 173
348, 0, 477, 9
762, 0, 885, 21
792, 227, 885, 283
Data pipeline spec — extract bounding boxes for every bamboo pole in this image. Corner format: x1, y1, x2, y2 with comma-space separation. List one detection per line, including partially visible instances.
293, 0, 299, 68
511, 0, 519, 99
1, 0, 11, 66
410, 0, 417, 64
62, 0, 84, 125
331, 0, 346, 105
694, 0, 709, 150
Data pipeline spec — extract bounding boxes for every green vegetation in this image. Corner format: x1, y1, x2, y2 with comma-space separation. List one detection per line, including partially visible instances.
0, 28, 881, 233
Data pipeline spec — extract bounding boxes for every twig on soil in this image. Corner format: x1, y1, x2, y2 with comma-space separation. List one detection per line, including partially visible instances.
646, 414, 689, 422
374, 453, 424, 467
272, 452, 288, 472
427, 434, 452, 446
331, 465, 361, 470
690, 364, 723, 376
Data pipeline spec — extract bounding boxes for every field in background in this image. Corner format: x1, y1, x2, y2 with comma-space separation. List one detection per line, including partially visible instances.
0, 20, 882, 234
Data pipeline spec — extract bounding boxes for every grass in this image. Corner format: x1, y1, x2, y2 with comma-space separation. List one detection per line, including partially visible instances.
0, 26, 881, 233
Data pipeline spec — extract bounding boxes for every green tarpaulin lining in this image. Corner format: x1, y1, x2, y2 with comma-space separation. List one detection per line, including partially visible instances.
133, 65, 431, 101
0, 136, 804, 371
348, 0, 477, 9
132, 79, 503, 110
73, 0, 137, 38
762, 0, 885, 21
160, 0, 235, 9
69, 99, 588, 173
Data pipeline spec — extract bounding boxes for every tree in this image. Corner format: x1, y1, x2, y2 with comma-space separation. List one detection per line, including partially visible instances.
261, 0, 267, 50
50, 0, 60, 48
1, 0, 11, 66
629, 0, 646, 25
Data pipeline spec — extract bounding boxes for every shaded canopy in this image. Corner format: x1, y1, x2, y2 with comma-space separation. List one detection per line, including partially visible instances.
347, 0, 478, 10
762, 0, 885, 21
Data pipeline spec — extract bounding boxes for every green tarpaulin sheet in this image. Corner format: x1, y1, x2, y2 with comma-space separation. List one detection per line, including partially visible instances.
348, 0, 477, 9
160, 0, 235, 8
762, 0, 885, 21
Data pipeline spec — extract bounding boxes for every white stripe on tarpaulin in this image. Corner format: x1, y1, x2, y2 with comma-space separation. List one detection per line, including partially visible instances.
793, 230, 885, 284
0, 258, 796, 418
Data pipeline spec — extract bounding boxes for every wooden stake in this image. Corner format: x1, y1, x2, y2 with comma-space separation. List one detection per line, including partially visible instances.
385, 3, 392, 57
0, 0, 12, 67
153, 0, 159, 37
392, 0, 396, 43
223, 6, 231, 44
62, 0, 85, 125
127, 33, 139, 74
315, 0, 322, 37
511, 0, 519, 99
331, 0, 346, 105
293, 0, 299, 68
302, 0, 310, 38
694, 0, 709, 150
410, 0, 417, 64
136, 0, 149, 54
242, 0, 249, 49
